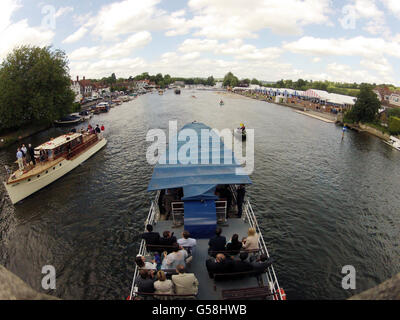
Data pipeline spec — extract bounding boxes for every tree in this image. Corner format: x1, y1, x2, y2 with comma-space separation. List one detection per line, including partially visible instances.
110, 73, 117, 83
223, 72, 239, 87
251, 78, 259, 85
347, 84, 381, 123
294, 79, 307, 90
0, 46, 74, 131
276, 79, 285, 88
206, 76, 215, 86
389, 116, 400, 134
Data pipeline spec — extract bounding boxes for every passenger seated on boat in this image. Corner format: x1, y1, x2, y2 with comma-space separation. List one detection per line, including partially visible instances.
232, 252, 253, 275
161, 244, 188, 270
154, 270, 174, 299
242, 228, 259, 251
205, 253, 233, 279
208, 227, 226, 257
40, 150, 47, 163
159, 231, 177, 253
141, 224, 160, 251
225, 234, 242, 256
135, 269, 155, 295
135, 254, 157, 271
171, 265, 199, 296
177, 231, 197, 255
249, 254, 274, 274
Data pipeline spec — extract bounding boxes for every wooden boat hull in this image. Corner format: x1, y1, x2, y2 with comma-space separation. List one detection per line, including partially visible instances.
4, 138, 107, 204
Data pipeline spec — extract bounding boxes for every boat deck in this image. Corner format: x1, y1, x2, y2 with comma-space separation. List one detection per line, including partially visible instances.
152, 218, 267, 300
7, 157, 64, 184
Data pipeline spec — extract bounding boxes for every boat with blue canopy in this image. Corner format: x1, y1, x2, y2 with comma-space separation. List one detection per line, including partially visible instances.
129, 122, 285, 300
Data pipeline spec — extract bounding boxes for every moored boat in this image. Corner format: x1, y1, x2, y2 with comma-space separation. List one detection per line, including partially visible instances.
112, 99, 122, 105
96, 102, 110, 112
79, 110, 93, 121
54, 115, 82, 126
384, 136, 400, 151
4, 131, 107, 204
129, 122, 283, 300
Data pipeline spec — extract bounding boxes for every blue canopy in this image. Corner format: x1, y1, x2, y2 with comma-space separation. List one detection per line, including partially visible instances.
148, 122, 252, 200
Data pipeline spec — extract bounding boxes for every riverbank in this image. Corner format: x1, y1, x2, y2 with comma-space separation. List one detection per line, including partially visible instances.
231, 91, 395, 142
0, 123, 52, 150
232, 90, 341, 123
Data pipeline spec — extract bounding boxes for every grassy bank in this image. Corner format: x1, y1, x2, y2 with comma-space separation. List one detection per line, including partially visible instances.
0, 123, 51, 149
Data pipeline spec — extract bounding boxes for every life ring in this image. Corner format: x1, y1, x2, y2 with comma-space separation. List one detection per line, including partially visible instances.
274, 288, 286, 300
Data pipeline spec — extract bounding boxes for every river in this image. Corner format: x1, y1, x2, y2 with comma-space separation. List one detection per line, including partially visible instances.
0, 90, 399, 299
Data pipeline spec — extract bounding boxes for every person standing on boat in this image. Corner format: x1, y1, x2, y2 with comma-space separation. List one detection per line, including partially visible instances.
21, 144, 28, 166
236, 184, 246, 218
16, 148, 24, 171
28, 144, 36, 165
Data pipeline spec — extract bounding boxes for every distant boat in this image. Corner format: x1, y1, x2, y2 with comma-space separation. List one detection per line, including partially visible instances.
220, 100, 224, 106
112, 99, 122, 105
158, 90, 164, 95
79, 111, 93, 121
175, 89, 181, 95
384, 136, 400, 151
54, 115, 82, 126
97, 102, 110, 112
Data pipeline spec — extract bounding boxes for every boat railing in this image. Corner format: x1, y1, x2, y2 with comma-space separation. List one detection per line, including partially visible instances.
129, 192, 161, 300
170, 201, 227, 225
66, 135, 99, 160
244, 199, 283, 300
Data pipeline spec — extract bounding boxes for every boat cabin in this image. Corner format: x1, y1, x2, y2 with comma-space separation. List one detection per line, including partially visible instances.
147, 122, 251, 239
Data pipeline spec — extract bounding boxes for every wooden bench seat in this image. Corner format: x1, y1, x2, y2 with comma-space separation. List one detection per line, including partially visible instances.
221, 286, 272, 300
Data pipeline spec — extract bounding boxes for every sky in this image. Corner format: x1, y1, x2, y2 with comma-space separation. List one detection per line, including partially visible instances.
1, 0, 400, 85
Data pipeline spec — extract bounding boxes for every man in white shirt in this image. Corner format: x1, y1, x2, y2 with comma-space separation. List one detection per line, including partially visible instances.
177, 231, 197, 255
16, 148, 24, 171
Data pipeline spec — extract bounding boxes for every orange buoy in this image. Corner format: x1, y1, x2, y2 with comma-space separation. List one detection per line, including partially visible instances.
274, 288, 286, 300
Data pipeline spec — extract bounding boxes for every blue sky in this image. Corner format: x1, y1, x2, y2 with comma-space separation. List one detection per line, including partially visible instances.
1, 0, 400, 85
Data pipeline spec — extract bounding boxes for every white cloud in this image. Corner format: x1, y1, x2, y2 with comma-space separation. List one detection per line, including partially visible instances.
283, 36, 400, 59
343, 0, 390, 36
69, 46, 101, 61
178, 38, 282, 61
101, 31, 152, 59
62, 26, 88, 44
360, 57, 394, 82
176, 0, 333, 39
69, 31, 152, 60
88, 0, 175, 41
55, 6, 74, 18
69, 57, 147, 79
381, 0, 400, 18
0, 0, 54, 59
325, 62, 387, 83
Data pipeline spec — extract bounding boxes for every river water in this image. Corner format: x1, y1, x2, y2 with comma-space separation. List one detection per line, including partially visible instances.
0, 90, 399, 300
